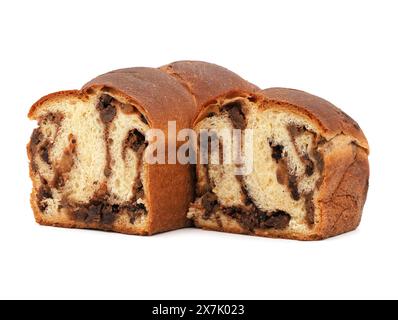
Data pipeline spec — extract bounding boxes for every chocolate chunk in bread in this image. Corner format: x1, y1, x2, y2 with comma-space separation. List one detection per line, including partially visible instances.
201, 192, 219, 219
225, 101, 246, 129
124, 129, 146, 154
127, 203, 147, 224
270, 142, 284, 162
222, 207, 291, 232
263, 212, 291, 229
97, 94, 116, 123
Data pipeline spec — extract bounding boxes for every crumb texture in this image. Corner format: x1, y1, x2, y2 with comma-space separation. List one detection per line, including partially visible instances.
28, 92, 150, 234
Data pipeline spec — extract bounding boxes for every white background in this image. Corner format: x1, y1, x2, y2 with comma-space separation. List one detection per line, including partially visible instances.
0, 0, 397, 300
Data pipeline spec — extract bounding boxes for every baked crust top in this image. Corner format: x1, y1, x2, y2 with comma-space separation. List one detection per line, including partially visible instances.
262, 87, 369, 151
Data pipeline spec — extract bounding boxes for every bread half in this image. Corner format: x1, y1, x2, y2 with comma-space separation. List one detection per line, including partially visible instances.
188, 88, 369, 240
27, 67, 197, 235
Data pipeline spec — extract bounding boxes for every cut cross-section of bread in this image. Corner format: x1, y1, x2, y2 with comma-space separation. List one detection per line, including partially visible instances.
28, 67, 197, 235
188, 87, 369, 240
27, 61, 370, 240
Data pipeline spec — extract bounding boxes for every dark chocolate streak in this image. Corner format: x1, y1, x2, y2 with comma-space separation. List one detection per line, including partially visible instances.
288, 175, 300, 201
140, 114, 149, 125
29, 129, 43, 172
225, 102, 267, 209
304, 192, 315, 225
122, 129, 148, 202
97, 94, 116, 124
271, 143, 298, 200
36, 182, 52, 212
201, 192, 219, 219
225, 101, 252, 203
198, 131, 220, 197
223, 207, 291, 231
270, 143, 284, 161
123, 129, 146, 156
73, 199, 119, 225
29, 129, 42, 155
98, 95, 148, 205
69, 197, 147, 226
30, 114, 64, 212
286, 125, 315, 177
127, 203, 147, 224
40, 141, 51, 164
52, 134, 77, 189
29, 113, 64, 171
270, 124, 325, 226
225, 101, 246, 129
269, 140, 300, 200
96, 94, 116, 178
201, 191, 291, 231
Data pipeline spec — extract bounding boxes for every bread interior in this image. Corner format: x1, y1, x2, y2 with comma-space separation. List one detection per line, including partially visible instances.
189, 97, 325, 236
29, 91, 150, 232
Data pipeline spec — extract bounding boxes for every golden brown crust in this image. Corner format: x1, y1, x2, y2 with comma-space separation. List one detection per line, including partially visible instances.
193, 224, 313, 241
314, 142, 369, 239
262, 87, 369, 151
160, 60, 260, 124
83, 67, 197, 133
145, 164, 195, 234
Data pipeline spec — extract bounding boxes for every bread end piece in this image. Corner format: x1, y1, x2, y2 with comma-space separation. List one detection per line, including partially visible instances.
188, 89, 369, 240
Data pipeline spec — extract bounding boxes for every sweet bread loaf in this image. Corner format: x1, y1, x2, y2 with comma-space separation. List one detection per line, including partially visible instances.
27, 61, 370, 240
187, 87, 369, 240
27, 62, 258, 235
27, 67, 200, 235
